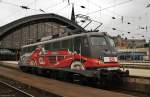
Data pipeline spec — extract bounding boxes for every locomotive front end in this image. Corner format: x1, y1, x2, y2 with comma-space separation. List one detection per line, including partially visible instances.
84, 32, 129, 85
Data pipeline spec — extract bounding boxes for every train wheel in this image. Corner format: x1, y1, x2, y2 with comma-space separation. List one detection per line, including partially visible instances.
70, 61, 85, 70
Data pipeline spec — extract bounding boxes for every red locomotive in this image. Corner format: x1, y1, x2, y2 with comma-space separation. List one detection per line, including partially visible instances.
19, 32, 129, 85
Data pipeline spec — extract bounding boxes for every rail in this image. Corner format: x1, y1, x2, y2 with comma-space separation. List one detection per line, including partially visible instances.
0, 80, 35, 97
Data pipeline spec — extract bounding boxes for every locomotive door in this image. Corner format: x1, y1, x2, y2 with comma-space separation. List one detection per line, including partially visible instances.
81, 37, 90, 57
73, 37, 90, 57
73, 37, 81, 54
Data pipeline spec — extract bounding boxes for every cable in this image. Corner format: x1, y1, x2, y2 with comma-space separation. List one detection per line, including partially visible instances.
0, 0, 44, 13
0, 0, 19, 7
83, 0, 146, 34
87, 0, 133, 15
83, 0, 132, 23
45, 1, 65, 11
56, 3, 70, 13
0, 0, 45, 26
73, 0, 131, 34
88, 0, 144, 20
75, 0, 148, 39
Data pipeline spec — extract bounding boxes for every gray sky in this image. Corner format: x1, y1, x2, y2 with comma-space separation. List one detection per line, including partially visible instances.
0, 0, 150, 41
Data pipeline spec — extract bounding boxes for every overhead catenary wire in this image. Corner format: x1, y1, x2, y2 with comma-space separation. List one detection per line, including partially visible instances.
0, 0, 40, 16
0, 0, 149, 39
0, 0, 45, 13
0, 0, 73, 25
87, 0, 133, 15
85, 0, 134, 22
0, 0, 19, 7
56, 3, 70, 13
103, 9, 150, 33
0, 0, 42, 25
81, 0, 134, 33
83, 0, 148, 36
44, 1, 65, 11
84, 0, 147, 25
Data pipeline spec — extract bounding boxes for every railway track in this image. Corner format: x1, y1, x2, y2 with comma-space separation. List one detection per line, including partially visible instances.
0, 61, 150, 97
0, 65, 138, 97
0, 80, 34, 97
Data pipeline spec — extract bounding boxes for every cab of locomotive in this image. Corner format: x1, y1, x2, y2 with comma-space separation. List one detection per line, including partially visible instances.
82, 32, 118, 62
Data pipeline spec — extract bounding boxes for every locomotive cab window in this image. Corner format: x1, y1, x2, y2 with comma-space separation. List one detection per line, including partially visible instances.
53, 41, 60, 50
45, 43, 53, 50
108, 38, 115, 47
90, 36, 107, 46
61, 39, 73, 51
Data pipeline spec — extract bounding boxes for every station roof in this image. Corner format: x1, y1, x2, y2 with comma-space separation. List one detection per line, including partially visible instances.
0, 13, 85, 39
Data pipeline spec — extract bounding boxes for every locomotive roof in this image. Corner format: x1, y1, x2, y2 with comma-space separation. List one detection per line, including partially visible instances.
22, 32, 108, 48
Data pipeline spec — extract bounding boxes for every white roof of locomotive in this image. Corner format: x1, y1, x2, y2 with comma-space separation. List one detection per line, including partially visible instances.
22, 32, 108, 48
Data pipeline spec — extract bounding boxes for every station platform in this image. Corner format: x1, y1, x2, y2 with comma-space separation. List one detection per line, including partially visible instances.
120, 62, 150, 65
0, 61, 19, 69
127, 68, 150, 78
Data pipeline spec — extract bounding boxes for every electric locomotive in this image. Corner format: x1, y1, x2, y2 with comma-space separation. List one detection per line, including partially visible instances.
18, 32, 129, 85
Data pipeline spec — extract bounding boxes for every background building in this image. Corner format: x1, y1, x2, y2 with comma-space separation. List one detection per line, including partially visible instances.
0, 13, 85, 60
113, 35, 150, 61
113, 35, 146, 49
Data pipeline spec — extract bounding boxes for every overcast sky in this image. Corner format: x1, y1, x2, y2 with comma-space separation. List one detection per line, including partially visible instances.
0, 0, 150, 41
